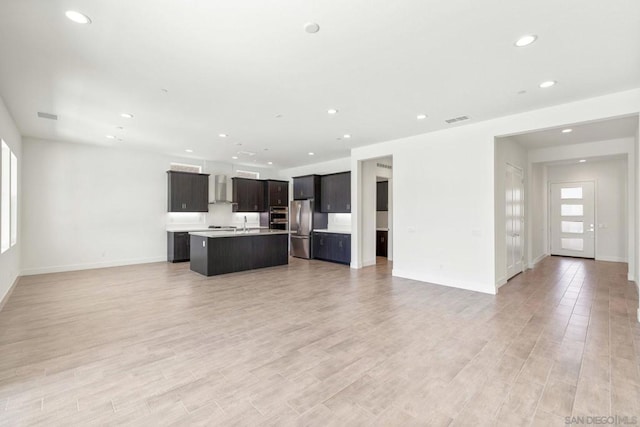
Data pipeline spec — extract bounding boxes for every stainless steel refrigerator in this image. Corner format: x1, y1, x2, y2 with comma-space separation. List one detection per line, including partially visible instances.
290, 199, 313, 258
290, 199, 328, 259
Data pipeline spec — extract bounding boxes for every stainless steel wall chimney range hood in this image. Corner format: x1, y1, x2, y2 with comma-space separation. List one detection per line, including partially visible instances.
209, 175, 233, 204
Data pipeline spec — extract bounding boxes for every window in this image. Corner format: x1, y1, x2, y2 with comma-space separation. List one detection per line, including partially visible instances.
561, 204, 583, 217
560, 187, 583, 199
170, 162, 202, 173
1, 139, 17, 253
236, 170, 260, 179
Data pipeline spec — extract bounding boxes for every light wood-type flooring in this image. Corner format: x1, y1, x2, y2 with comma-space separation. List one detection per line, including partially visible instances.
0, 256, 639, 426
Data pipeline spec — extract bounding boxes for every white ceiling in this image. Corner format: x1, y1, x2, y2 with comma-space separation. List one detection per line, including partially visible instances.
505, 115, 640, 149
0, 0, 639, 168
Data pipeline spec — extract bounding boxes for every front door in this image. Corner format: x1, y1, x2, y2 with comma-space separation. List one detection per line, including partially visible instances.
506, 164, 524, 279
550, 181, 595, 258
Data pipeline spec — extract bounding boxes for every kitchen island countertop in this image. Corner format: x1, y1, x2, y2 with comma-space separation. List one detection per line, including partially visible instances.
189, 229, 289, 239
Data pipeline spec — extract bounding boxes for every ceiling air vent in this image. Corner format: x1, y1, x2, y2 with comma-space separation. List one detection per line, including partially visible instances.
377, 163, 392, 170
445, 115, 469, 124
37, 112, 58, 120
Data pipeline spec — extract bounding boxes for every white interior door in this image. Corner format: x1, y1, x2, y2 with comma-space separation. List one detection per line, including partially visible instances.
550, 182, 595, 258
506, 164, 524, 279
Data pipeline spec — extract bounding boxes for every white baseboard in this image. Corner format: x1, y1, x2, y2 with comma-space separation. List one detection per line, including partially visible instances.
496, 276, 508, 289
392, 268, 496, 295
628, 273, 635, 282
528, 254, 547, 269
21, 256, 166, 276
362, 258, 377, 268
0, 275, 19, 312
595, 255, 627, 263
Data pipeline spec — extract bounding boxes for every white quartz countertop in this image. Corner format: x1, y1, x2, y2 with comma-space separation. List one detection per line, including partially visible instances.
189, 229, 289, 238
167, 226, 267, 232
313, 229, 352, 235
376, 228, 389, 231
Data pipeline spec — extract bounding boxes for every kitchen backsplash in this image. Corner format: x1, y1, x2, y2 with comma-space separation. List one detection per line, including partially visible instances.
167, 204, 261, 228
376, 211, 388, 229
327, 213, 352, 232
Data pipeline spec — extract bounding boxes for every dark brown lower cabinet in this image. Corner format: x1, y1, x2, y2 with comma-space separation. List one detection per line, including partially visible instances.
190, 233, 288, 276
312, 232, 351, 264
376, 230, 388, 257
167, 232, 190, 262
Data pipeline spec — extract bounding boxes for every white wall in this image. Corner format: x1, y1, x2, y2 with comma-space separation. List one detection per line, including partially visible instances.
545, 158, 628, 262
529, 163, 548, 265
494, 138, 528, 286
0, 95, 21, 305
361, 159, 378, 266
278, 157, 351, 179
350, 88, 640, 295
21, 138, 278, 275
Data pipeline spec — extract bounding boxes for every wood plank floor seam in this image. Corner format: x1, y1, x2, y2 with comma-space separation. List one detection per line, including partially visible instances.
0, 256, 638, 425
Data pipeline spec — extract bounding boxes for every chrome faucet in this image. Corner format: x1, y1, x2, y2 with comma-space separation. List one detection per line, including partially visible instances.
243, 215, 247, 232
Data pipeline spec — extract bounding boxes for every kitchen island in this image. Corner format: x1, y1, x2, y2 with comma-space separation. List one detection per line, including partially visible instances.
189, 229, 289, 276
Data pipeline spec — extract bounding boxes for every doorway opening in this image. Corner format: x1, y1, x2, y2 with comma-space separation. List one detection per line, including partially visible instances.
495, 114, 637, 292
356, 156, 393, 270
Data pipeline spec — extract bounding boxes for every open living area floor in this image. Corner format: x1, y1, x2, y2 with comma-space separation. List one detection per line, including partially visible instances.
0, 256, 639, 426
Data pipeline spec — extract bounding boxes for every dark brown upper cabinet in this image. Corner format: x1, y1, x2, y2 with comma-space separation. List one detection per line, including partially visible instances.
377, 181, 389, 211
320, 172, 351, 213
167, 171, 209, 212
232, 177, 266, 212
265, 180, 289, 207
292, 175, 321, 200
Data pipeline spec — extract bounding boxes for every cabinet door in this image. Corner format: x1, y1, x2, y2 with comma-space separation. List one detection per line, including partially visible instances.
168, 172, 191, 212
320, 175, 336, 212
174, 232, 190, 261
314, 233, 329, 260
333, 234, 351, 264
268, 181, 288, 206
294, 176, 312, 199
188, 174, 209, 212
376, 231, 388, 257
232, 178, 246, 212
337, 172, 351, 212
377, 181, 388, 211
254, 180, 266, 211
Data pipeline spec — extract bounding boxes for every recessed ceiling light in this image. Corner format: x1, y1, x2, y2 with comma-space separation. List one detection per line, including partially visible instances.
517, 90, 527, 95
120, 113, 134, 119
235, 143, 242, 146
65, 10, 91, 24
185, 149, 193, 153
308, 152, 315, 156
417, 114, 427, 120
539, 80, 556, 88
268, 161, 273, 165
275, 114, 283, 118
579, 159, 586, 163
304, 22, 320, 34
343, 134, 351, 139
327, 109, 338, 115
562, 128, 573, 133
115, 126, 124, 130
219, 133, 227, 138
232, 156, 238, 160
515, 35, 537, 47
106, 135, 115, 139
161, 88, 168, 93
